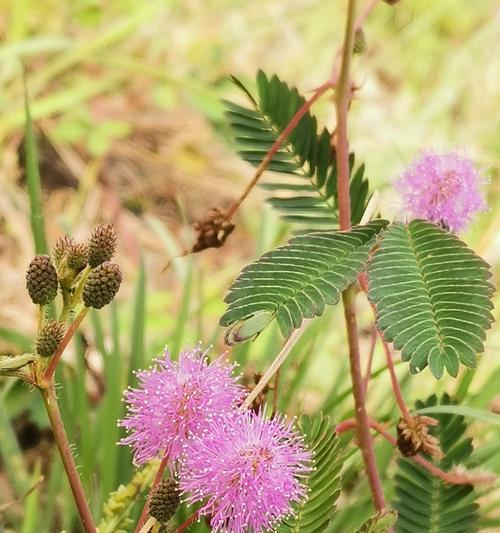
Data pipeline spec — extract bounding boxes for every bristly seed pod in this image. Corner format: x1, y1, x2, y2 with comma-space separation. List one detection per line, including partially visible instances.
53, 235, 74, 268
149, 478, 180, 524
88, 223, 117, 268
82, 262, 122, 309
26, 255, 58, 305
36, 320, 65, 357
67, 242, 88, 272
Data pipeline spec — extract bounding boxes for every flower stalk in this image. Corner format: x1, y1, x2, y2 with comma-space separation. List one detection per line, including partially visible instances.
334, 0, 386, 511
41, 383, 96, 532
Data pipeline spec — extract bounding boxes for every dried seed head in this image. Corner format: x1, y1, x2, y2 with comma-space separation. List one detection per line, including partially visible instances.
353, 28, 366, 55
26, 255, 58, 305
149, 478, 180, 523
82, 262, 122, 309
67, 242, 88, 271
36, 320, 65, 357
88, 223, 117, 268
397, 415, 443, 459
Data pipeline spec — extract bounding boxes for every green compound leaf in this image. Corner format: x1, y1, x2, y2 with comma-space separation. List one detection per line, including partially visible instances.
394, 394, 480, 533
278, 413, 343, 533
225, 71, 370, 229
221, 220, 388, 341
368, 220, 495, 379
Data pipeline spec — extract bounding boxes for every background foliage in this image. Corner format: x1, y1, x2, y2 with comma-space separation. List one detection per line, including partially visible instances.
0, 0, 499, 531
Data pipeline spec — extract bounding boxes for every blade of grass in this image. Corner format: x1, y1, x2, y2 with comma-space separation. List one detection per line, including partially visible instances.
73, 334, 94, 496
127, 255, 146, 385
417, 404, 500, 426
20, 462, 42, 533
99, 303, 126, 510
170, 258, 193, 358
0, 397, 30, 498
23, 72, 48, 254
0, 326, 32, 352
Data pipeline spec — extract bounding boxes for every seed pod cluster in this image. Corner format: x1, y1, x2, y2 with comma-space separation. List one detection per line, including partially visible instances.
36, 320, 65, 357
83, 262, 122, 309
88, 223, 117, 268
26, 255, 58, 305
149, 478, 180, 524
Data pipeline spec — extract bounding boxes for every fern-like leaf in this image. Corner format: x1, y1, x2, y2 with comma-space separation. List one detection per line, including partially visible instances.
225, 71, 370, 228
368, 220, 494, 379
278, 413, 343, 533
394, 394, 479, 533
221, 220, 387, 341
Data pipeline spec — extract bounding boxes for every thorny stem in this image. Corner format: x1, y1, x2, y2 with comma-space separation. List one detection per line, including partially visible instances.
42, 306, 89, 386
335, 0, 386, 512
41, 384, 96, 532
336, 417, 493, 485
135, 453, 170, 532
223, 81, 334, 221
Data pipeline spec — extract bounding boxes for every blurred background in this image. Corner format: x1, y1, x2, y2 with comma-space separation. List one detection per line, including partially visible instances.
0, 0, 499, 531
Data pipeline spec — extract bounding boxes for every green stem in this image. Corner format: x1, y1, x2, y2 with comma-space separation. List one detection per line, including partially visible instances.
334, 0, 386, 512
41, 384, 96, 532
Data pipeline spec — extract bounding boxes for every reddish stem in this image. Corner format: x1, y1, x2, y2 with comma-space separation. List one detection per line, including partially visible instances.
363, 325, 378, 395
174, 510, 200, 532
334, 0, 386, 512
381, 341, 412, 424
41, 384, 96, 532
42, 307, 89, 386
135, 453, 170, 532
223, 80, 334, 221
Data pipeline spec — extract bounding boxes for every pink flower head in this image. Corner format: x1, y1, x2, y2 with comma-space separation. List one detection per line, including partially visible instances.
119, 345, 245, 465
179, 410, 312, 533
395, 151, 486, 232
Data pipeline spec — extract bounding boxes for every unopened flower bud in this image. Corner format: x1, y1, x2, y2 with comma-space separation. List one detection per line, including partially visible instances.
53, 235, 74, 268
88, 223, 117, 268
67, 242, 88, 272
149, 479, 180, 523
83, 262, 122, 309
353, 28, 366, 55
26, 255, 58, 305
36, 320, 65, 357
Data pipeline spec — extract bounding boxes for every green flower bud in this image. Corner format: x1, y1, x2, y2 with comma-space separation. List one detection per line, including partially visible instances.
26, 255, 58, 305
83, 262, 122, 309
67, 242, 88, 272
88, 223, 117, 268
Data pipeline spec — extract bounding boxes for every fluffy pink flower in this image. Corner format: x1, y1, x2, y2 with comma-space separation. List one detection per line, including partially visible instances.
395, 151, 486, 232
119, 346, 245, 465
179, 410, 312, 533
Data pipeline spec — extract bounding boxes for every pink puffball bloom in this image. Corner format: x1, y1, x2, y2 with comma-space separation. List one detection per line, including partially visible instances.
395, 151, 486, 232
179, 410, 312, 533
119, 346, 246, 465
